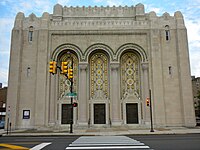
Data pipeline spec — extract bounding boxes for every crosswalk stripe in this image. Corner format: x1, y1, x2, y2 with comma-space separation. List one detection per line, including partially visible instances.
30, 142, 51, 150
67, 136, 152, 150
69, 143, 145, 146
66, 146, 150, 149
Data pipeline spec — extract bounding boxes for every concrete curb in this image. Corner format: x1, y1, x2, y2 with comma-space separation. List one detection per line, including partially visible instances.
1, 128, 200, 137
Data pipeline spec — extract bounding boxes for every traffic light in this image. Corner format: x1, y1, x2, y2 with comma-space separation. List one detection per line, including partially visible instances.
68, 67, 73, 79
146, 98, 150, 107
61, 61, 68, 74
49, 61, 57, 74
73, 102, 78, 107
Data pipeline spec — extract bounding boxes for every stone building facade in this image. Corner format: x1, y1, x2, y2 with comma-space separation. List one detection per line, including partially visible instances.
7, 3, 196, 130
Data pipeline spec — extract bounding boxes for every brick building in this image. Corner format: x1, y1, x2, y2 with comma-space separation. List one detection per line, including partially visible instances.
0, 85, 7, 121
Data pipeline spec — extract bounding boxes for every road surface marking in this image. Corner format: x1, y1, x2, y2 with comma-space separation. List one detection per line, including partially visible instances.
67, 136, 151, 149
66, 146, 150, 149
0, 143, 29, 149
30, 142, 51, 150
69, 143, 145, 146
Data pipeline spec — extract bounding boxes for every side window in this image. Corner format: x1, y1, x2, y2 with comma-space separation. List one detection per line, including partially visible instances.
165, 25, 170, 41
168, 66, 172, 75
28, 26, 34, 42
27, 67, 31, 77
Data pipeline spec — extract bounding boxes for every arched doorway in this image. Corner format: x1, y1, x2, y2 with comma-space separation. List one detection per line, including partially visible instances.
89, 52, 110, 125
57, 51, 79, 125
120, 52, 141, 124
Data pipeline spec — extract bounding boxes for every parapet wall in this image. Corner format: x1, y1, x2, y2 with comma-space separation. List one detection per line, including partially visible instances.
14, 3, 185, 30
53, 3, 144, 18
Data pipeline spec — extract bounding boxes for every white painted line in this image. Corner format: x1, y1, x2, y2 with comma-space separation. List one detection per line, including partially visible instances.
66, 146, 150, 149
69, 143, 145, 146
30, 143, 51, 150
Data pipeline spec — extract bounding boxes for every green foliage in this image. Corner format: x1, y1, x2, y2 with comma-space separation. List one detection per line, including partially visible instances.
195, 91, 200, 117
197, 90, 200, 100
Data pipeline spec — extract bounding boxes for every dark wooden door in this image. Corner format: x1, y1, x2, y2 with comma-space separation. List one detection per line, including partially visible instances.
126, 103, 138, 124
62, 104, 72, 124
94, 104, 106, 124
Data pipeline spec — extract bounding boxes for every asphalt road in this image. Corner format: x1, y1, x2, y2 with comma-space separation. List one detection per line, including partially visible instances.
130, 134, 200, 150
0, 134, 199, 150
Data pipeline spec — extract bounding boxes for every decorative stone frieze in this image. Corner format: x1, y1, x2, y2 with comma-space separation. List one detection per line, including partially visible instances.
50, 20, 149, 28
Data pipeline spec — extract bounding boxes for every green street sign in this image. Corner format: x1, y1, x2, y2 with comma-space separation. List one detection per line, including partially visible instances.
66, 92, 77, 98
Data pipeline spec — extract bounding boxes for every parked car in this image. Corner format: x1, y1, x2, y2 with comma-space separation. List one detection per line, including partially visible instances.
0, 120, 5, 129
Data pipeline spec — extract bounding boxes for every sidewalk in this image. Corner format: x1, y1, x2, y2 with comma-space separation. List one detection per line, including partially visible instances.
1, 126, 200, 136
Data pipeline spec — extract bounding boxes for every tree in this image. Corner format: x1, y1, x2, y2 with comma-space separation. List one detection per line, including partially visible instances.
195, 91, 200, 117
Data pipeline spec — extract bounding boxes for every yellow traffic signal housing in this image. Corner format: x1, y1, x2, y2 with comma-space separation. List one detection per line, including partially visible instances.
61, 61, 68, 74
146, 98, 150, 107
68, 68, 73, 79
49, 61, 57, 74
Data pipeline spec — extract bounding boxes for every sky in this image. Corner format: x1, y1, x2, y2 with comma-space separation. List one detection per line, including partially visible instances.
0, 0, 200, 87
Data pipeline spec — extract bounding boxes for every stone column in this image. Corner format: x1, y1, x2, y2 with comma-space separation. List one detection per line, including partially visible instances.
78, 63, 88, 126
49, 74, 56, 125
141, 62, 150, 123
110, 63, 122, 126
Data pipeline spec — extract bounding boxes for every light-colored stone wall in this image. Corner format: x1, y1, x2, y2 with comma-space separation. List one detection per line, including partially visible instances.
7, 3, 196, 130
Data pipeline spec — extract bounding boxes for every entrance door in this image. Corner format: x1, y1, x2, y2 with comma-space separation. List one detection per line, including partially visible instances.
126, 103, 138, 124
62, 104, 72, 124
94, 104, 106, 124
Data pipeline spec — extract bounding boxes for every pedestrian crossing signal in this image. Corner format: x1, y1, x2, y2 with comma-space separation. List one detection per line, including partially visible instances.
73, 102, 78, 107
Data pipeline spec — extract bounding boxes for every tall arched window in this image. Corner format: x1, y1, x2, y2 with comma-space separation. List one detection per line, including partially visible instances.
28, 26, 34, 42
90, 52, 109, 99
59, 52, 78, 98
121, 52, 140, 98
165, 25, 170, 41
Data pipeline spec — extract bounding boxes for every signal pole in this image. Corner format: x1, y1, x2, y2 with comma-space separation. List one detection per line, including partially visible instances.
69, 55, 73, 133
149, 89, 154, 132
49, 53, 75, 133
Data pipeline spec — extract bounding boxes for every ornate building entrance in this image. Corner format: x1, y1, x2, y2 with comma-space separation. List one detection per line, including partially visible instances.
121, 52, 141, 125
58, 51, 79, 125
94, 104, 106, 124
126, 103, 139, 124
89, 52, 110, 125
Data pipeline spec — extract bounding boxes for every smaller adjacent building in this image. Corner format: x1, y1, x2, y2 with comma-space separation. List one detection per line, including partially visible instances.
0, 84, 7, 121
192, 76, 200, 119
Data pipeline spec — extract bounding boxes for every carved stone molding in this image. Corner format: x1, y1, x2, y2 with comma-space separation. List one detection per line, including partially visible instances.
110, 63, 120, 71
141, 62, 149, 70
79, 63, 88, 71
50, 20, 149, 29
